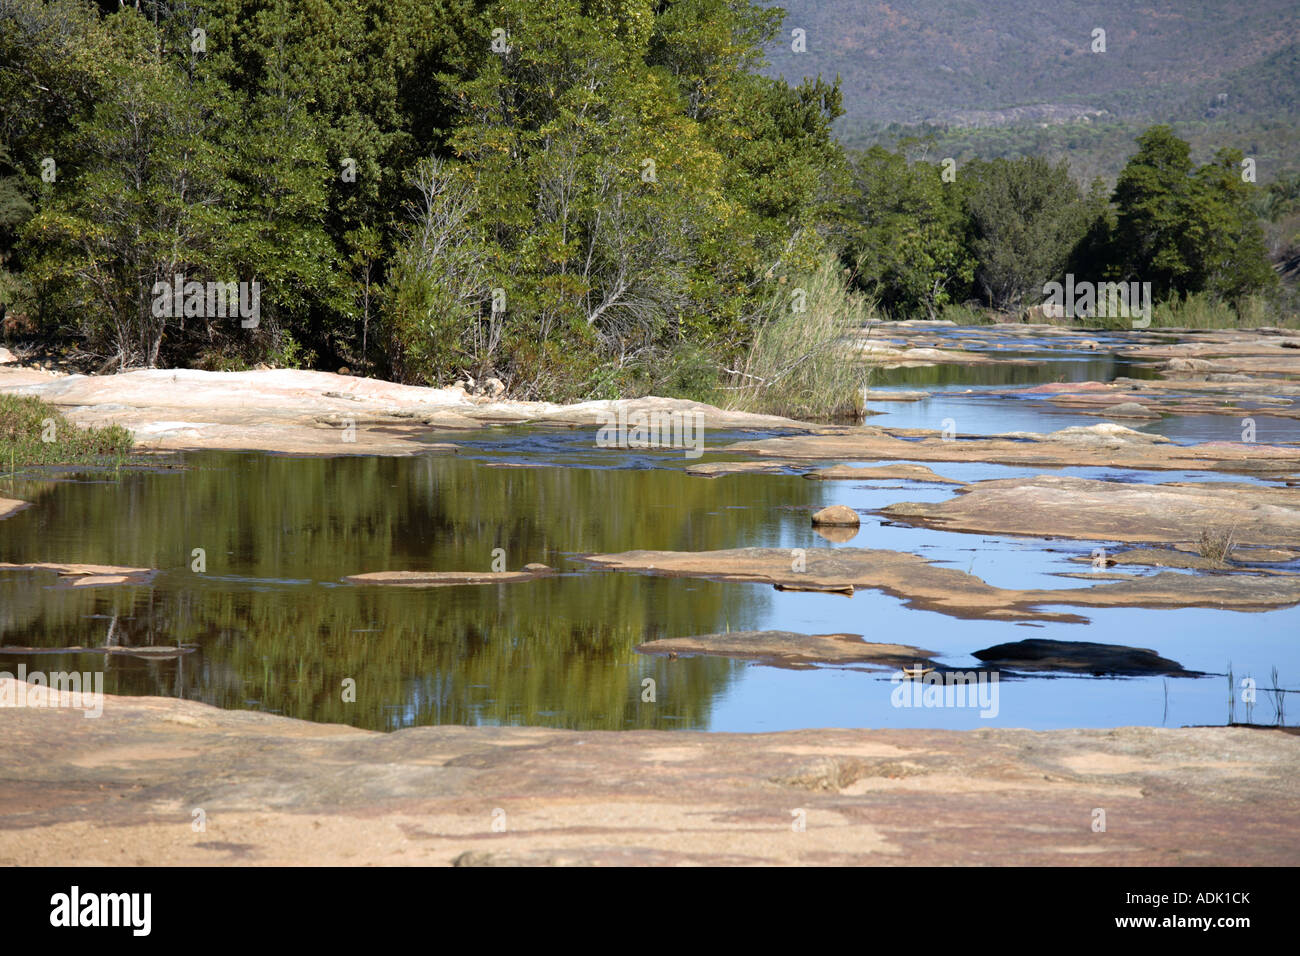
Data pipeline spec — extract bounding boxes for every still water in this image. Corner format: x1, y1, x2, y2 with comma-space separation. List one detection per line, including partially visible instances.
1, 340, 1296, 732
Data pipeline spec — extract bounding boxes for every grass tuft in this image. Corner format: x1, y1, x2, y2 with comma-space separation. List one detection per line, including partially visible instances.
1196, 525, 1237, 566
0, 393, 134, 471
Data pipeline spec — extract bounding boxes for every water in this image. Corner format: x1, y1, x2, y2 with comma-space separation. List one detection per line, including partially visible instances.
1, 330, 1296, 733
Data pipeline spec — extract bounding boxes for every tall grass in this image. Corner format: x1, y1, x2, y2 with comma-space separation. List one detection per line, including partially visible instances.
725, 259, 873, 420
1149, 292, 1286, 330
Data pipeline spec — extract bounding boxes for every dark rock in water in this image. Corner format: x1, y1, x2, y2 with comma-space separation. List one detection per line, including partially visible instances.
972, 639, 1196, 676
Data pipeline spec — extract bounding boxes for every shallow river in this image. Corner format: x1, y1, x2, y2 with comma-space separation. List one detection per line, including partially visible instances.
1, 331, 1296, 732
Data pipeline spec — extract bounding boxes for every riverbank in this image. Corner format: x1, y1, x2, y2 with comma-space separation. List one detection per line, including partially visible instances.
0, 365, 813, 456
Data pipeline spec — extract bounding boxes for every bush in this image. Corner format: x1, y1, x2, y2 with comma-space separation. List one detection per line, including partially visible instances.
657, 344, 722, 404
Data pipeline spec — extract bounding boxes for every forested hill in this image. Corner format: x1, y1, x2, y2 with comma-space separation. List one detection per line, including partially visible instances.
760, 0, 1300, 179
762, 0, 1299, 126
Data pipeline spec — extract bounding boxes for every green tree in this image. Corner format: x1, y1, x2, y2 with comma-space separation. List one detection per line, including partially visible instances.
845, 146, 973, 318
1112, 126, 1275, 302
962, 156, 1094, 310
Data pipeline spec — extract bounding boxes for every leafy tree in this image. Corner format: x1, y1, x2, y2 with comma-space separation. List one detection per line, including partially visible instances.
844, 146, 973, 318
1111, 126, 1275, 302
962, 156, 1095, 310
1111, 125, 1201, 293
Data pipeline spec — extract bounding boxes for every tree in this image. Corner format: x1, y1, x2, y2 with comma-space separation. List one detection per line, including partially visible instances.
1111, 126, 1200, 294
962, 157, 1094, 311
845, 147, 972, 318
1111, 126, 1275, 302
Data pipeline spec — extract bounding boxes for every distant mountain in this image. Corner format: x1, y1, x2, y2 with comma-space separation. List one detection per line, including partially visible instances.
760, 0, 1300, 129
757, 0, 1298, 184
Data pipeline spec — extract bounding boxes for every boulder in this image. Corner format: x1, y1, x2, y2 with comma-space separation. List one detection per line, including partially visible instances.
811, 505, 860, 527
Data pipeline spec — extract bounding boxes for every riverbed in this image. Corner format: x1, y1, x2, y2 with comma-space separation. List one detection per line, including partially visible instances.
2, 325, 1295, 733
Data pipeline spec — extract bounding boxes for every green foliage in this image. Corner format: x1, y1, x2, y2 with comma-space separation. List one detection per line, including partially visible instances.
962, 157, 1100, 310
1112, 127, 1276, 301
657, 343, 722, 404
843, 147, 973, 318
0, 394, 133, 468
0, 1, 1289, 395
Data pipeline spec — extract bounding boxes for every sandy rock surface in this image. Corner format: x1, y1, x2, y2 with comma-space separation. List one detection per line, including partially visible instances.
0, 366, 810, 455
0, 680, 1295, 866
723, 422, 1300, 475
884, 475, 1300, 546
636, 631, 935, 669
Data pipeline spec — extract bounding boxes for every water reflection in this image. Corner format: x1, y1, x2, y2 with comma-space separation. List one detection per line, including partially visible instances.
0, 449, 821, 730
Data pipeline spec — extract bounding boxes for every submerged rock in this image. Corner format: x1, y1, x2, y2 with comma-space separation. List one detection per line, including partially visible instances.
345, 565, 554, 587
1095, 402, 1160, 419
973, 639, 1195, 676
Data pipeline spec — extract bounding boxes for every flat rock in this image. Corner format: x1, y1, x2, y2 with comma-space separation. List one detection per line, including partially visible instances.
344, 566, 555, 587
725, 423, 1300, 475
0, 367, 813, 455
0, 562, 157, 587
884, 475, 1300, 546
580, 547, 1300, 622
1069, 547, 1297, 571
636, 630, 936, 669
0, 644, 197, 659
0, 498, 29, 520
1092, 402, 1160, 418
685, 460, 799, 477
804, 464, 962, 484
862, 389, 931, 402
1, 680, 1296, 865
685, 461, 962, 484
972, 639, 1195, 676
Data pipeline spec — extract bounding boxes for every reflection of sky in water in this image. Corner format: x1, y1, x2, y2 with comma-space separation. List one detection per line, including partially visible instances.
460, 404, 1297, 732
865, 391, 1297, 446
619, 469, 1299, 732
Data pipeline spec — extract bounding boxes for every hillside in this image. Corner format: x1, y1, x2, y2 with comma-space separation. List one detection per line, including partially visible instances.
760, 0, 1300, 180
